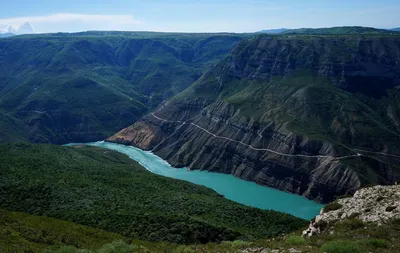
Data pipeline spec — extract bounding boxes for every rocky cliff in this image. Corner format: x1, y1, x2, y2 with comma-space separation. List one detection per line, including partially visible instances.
303, 184, 400, 237
108, 35, 400, 203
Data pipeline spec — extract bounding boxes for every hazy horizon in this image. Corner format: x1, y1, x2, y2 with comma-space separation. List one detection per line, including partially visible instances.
0, 0, 399, 34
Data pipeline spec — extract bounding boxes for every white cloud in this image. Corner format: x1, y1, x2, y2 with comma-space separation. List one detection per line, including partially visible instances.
0, 22, 34, 34
0, 13, 142, 33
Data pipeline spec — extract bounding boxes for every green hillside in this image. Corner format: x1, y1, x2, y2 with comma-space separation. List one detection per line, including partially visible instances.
0, 32, 246, 144
0, 111, 29, 142
0, 143, 306, 244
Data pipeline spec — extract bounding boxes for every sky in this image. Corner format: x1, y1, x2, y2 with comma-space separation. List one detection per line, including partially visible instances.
0, 0, 399, 33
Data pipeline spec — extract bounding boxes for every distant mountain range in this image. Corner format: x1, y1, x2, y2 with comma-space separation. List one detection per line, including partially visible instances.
0, 33, 15, 38
257, 28, 288, 34
258, 26, 400, 34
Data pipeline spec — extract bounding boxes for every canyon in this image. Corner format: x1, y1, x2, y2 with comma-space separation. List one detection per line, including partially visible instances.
109, 35, 400, 203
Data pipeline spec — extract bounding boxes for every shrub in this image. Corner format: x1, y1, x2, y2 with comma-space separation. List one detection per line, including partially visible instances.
220, 240, 253, 249
336, 219, 364, 231
286, 235, 306, 245
348, 212, 360, 219
323, 202, 343, 212
320, 240, 362, 253
51, 246, 92, 253
173, 246, 195, 253
98, 241, 137, 253
386, 206, 397, 212
52, 241, 138, 253
359, 238, 389, 248
337, 194, 352, 200
314, 219, 328, 231
390, 218, 400, 226
230, 240, 253, 248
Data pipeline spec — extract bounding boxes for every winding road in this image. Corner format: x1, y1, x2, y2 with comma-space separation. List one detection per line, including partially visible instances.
151, 112, 395, 161
150, 100, 400, 161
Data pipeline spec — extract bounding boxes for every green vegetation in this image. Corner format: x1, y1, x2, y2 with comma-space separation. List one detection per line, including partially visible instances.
285, 235, 306, 245
0, 208, 123, 253
319, 240, 362, 253
0, 32, 246, 144
359, 238, 389, 249
335, 219, 365, 231
323, 202, 343, 212
1, 203, 400, 252
0, 143, 306, 244
53, 241, 138, 253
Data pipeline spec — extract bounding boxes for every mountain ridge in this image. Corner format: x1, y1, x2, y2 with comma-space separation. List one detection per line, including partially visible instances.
0, 33, 246, 144
257, 26, 400, 35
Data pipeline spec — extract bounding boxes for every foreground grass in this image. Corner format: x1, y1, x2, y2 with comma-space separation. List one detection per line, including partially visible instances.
1, 207, 399, 252
0, 208, 123, 253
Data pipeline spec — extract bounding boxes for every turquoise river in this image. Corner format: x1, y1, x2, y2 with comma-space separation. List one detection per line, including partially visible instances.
67, 141, 323, 220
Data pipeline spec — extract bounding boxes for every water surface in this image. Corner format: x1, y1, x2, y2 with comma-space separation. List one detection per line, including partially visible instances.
67, 141, 323, 220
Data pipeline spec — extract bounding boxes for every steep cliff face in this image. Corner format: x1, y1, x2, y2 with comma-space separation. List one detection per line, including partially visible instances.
109, 35, 400, 203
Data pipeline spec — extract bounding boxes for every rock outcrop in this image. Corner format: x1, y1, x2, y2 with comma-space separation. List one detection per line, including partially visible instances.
240, 248, 301, 253
303, 184, 400, 237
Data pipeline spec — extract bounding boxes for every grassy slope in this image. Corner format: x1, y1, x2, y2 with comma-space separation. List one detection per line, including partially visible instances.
181, 65, 400, 153
0, 208, 124, 253
223, 72, 400, 153
2, 207, 399, 253
0, 32, 245, 144
0, 143, 306, 244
